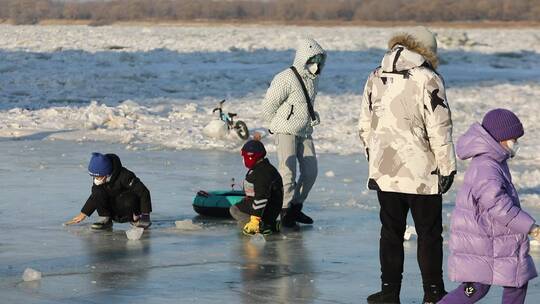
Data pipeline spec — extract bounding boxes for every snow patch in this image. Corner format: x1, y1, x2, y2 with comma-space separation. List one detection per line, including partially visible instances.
203, 120, 229, 139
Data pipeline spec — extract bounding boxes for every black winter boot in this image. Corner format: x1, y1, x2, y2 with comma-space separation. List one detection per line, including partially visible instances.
260, 220, 281, 235
367, 283, 401, 304
422, 283, 447, 304
292, 204, 313, 224
280, 209, 297, 228
131, 213, 152, 229
91, 217, 113, 230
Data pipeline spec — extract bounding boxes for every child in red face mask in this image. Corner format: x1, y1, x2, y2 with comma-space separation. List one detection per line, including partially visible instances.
230, 139, 283, 235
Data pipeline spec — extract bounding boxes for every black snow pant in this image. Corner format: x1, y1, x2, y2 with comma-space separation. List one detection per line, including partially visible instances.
230, 201, 281, 229
377, 191, 444, 286
95, 190, 140, 223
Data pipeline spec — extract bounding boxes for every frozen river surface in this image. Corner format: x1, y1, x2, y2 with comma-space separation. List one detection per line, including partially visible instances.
1, 24, 540, 304
1, 139, 540, 303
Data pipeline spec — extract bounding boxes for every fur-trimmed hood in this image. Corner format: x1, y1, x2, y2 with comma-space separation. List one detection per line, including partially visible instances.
388, 34, 439, 69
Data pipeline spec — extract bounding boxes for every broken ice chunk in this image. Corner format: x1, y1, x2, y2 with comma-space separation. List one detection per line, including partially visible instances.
175, 220, 202, 231
22, 268, 42, 282
404, 225, 417, 241
126, 227, 144, 240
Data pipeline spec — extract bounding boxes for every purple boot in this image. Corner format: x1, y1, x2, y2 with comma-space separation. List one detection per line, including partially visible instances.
438, 282, 528, 304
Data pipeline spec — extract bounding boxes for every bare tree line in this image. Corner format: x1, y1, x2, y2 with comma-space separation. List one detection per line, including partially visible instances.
0, 0, 538, 25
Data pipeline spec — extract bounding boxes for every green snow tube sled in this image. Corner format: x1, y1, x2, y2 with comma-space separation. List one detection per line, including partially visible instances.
193, 190, 245, 218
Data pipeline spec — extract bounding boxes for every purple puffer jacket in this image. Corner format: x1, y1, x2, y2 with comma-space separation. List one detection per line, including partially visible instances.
448, 123, 537, 287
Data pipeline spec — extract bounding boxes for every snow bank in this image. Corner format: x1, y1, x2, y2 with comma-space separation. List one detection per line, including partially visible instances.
2, 84, 539, 157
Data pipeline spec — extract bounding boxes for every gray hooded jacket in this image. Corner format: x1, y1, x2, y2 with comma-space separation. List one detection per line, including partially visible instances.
262, 38, 326, 138
358, 35, 457, 195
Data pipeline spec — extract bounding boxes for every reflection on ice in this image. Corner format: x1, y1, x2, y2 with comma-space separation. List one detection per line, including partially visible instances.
236, 232, 316, 303
248, 233, 266, 247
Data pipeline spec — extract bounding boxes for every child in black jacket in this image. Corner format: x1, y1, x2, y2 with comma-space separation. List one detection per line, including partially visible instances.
66, 152, 152, 230
230, 139, 283, 235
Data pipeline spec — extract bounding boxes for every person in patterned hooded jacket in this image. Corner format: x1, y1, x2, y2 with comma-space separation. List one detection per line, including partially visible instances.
262, 38, 326, 228
358, 27, 457, 304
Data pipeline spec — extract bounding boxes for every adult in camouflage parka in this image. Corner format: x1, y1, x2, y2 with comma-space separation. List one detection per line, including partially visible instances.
359, 27, 457, 304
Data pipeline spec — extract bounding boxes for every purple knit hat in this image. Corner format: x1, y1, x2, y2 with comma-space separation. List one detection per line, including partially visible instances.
481, 108, 524, 142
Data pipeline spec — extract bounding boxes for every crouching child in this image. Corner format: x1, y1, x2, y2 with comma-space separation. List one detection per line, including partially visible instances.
439, 109, 539, 304
65, 152, 152, 230
230, 139, 283, 236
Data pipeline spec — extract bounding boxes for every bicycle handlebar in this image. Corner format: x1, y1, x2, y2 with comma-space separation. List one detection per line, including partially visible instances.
212, 99, 227, 115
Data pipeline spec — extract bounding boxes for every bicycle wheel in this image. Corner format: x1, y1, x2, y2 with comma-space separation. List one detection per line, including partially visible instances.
234, 121, 249, 140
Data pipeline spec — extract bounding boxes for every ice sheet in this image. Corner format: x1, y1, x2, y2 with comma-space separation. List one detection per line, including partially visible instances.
1, 140, 539, 303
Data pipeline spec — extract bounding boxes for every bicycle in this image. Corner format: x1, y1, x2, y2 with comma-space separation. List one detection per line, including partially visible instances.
212, 100, 249, 140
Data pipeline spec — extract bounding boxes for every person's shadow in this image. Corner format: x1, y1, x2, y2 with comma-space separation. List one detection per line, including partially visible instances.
235, 232, 317, 304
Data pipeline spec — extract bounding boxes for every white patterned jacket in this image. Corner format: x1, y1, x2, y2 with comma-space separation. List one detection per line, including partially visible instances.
262, 38, 326, 138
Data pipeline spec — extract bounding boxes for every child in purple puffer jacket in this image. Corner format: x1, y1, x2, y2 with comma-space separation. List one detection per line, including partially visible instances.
439, 109, 540, 304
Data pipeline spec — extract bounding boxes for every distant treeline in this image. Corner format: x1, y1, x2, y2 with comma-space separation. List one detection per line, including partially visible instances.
1, 0, 539, 25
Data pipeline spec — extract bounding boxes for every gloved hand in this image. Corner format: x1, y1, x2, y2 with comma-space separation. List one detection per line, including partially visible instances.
438, 171, 456, 194
243, 216, 261, 235
310, 111, 320, 127
529, 224, 540, 241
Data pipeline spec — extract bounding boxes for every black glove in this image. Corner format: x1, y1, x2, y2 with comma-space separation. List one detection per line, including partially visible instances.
438, 171, 456, 194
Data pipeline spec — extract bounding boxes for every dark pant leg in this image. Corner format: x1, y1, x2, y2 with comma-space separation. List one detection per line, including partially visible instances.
111, 191, 139, 223
261, 200, 282, 226
502, 283, 528, 304
438, 282, 491, 304
230, 205, 251, 228
408, 193, 444, 285
93, 187, 114, 217
377, 191, 410, 283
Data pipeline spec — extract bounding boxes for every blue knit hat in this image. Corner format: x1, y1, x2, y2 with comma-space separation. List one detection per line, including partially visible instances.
88, 152, 112, 177
482, 108, 524, 142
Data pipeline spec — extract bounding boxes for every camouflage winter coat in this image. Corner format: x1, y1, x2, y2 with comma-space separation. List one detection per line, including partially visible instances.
358, 35, 456, 195
262, 38, 326, 138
